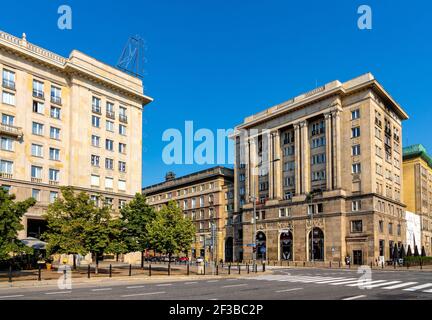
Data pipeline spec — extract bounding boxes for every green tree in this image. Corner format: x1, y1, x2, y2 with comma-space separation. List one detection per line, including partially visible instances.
43, 187, 122, 272
147, 200, 195, 271
120, 193, 156, 267
0, 188, 36, 261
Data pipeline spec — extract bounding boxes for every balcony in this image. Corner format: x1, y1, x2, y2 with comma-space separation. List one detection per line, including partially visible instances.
119, 114, 128, 123
0, 123, 23, 139
50, 95, 62, 105
92, 105, 102, 114
2, 79, 15, 91
0, 172, 13, 179
49, 180, 59, 186
31, 177, 42, 183
32, 90, 44, 100
106, 110, 115, 119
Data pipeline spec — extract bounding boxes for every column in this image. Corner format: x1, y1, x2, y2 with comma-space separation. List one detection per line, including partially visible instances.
325, 112, 333, 190
332, 109, 342, 189
249, 137, 259, 200
300, 121, 310, 194
294, 123, 302, 195
244, 138, 250, 203
273, 130, 282, 199
268, 132, 274, 199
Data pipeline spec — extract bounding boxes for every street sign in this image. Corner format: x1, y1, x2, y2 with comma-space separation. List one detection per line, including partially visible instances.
246, 243, 256, 247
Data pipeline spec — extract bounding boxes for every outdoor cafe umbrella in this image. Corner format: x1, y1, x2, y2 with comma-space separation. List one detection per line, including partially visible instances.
20, 237, 47, 250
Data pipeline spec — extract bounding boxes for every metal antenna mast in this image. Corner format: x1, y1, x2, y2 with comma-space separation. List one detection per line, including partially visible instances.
117, 35, 146, 79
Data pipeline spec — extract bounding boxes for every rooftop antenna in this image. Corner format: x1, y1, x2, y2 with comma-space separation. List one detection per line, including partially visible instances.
117, 35, 146, 79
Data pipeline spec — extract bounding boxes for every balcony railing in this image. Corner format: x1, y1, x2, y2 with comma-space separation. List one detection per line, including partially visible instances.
0, 123, 23, 139
51, 96, 62, 105
49, 180, 59, 186
0, 172, 13, 179
31, 177, 42, 183
92, 105, 102, 114
2, 79, 15, 91
119, 114, 128, 123
32, 90, 44, 99
106, 110, 115, 119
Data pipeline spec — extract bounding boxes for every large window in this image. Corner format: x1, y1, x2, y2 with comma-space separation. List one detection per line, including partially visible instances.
2, 69, 15, 89
0, 160, 13, 174
91, 155, 100, 167
49, 169, 59, 182
2, 114, 14, 126
92, 97, 101, 113
31, 144, 43, 157
50, 127, 60, 140
106, 120, 114, 132
0, 137, 13, 151
119, 143, 126, 154
2, 91, 15, 105
51, 86, 62, 104
32, 122, 44, 136
33, 80, 44, 98
351, 220, 363, 233
31, 166, 42, 179
105, 158, 114, 170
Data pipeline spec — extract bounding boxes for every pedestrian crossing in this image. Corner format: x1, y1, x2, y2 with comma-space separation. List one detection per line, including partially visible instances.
246, 274, 432, 294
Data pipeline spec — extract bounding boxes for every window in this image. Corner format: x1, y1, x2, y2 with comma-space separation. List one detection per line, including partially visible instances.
183, 199, 188, 210
351, 220, 363, 233
91, 155, 100, 167
105, 177, 113, 189
105, 139, 114, 151
200, 196, 204, 207
2, 69, 15, 89
106, 120, 114, 132
0, 137, 13, 151
32, 122, 44, 135
351, 109, 360, 120
92, 97, 101, 113
31, 189, 41, 201
2, 91, 15, 105
351, 127, 361, 138
32, 101, 44, 114
191, 198, 196, 208
91, 175, 100, 186
312, 170, 326, 181
106, 102, 114, 117
388, 223, 393, 235
352, 163, 361, 174
311, 137, 326, 148
0, 160, 13, 174
90, 195, 99, 206
49, 191, 58, 203
119, 106, 127, 122
397, 224, 401, 236
119, 161, 126, 172
119, 124, 127, 135
51, 86, 61, 104
31, 166, 42, 179
50, 127, 60, 140
119, 199, 127, 210
31, 144, 43, 157
2, 114, 14, 126
379, 220, 384, 233
352, 200, 361, 211
119, 143, 126, 154
50, 106, 61, 119
118, 180, 126, 191
33, 80, 44, 98
92, 115, 100, 128
352, 145, 361, 156
91, 135, 100, 147
49, 169, 59, 182
105, 158, 114, 170
279, 208, 288, 218
49, 148, 60, 161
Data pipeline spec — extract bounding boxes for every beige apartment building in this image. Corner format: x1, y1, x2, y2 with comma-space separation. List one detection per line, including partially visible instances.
143, 167, 238, 262
0, 30, 152, 239
233, 73, 408, 265
403, 144, 432, 255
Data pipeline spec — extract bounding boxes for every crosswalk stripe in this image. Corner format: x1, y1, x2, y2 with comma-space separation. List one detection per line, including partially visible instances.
383, 282, 417, 290
403, 283, 432, 291
330, 279, 365, 286
346, 280, 386, 287
316, 278, 355, 284
364, 281, 401, 289
422, 289, 432, 293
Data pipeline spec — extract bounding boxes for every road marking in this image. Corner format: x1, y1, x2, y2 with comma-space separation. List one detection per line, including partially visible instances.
127, 285, 145, 289
45, 291, 72, 295
364, 281, 401, 289
121, 291, 166, 298
383, 282, 417, 290
0, 295, 24, 299
342, 295, 366, 300
330, 279, 364, 286
403, 283, 432, 291
346, 280, 387, 287
185, 282, 198, 284
222, 284, 248, 288
91, 288, 112, 292
226, 278, 239, 281
275, 288, 303, 293
208, 298, 218, 300
156, 283, 172, 287
422, 289, 432, 293
316, 278, 356, 284
207, 280, 219, 283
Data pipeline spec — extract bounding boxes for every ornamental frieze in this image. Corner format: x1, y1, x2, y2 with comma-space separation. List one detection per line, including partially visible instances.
306, 218, 325, 229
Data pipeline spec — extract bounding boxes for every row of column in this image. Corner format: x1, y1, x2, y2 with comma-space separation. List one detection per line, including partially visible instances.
244, 108, 342, 201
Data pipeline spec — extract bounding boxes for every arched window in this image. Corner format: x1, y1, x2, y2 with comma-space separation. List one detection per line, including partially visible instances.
309, 228, 324, 261
280, 231, 293, 261
256, 232, 267, 260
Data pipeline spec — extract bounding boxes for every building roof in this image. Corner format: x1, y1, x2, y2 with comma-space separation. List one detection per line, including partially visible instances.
403, 144, 432, 169
142, 166, 234, 195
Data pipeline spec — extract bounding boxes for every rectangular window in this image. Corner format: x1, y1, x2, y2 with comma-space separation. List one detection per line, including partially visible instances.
352, 144, 361, 156
50, 106, 61, 119
119, 143, 126, 154
49, 191, 58, 203
118, 179, 126, 191
0, 160, 13, 174
105, 139, 114, 151
2, 114, 14, 126
31, 144, 43, 157
119, 124, 127, 135
2, 91, 15, 105
49, 148, 60, 161
49, 169, 59, 182
91, 175, 100, 186
32, 101, 44, 114
92, 97, 101, 113
50, 86, 62, 104
50, 127, 60, 140
106, 120, 114, 132
351, 127, 361, 138
119, 106, 127, 122
119, 199, 127, 210
91, 155, 100, 167
92, 115, 100, 128
119, 161, 126, 172
0, 137, 13, 151
351, 220, 363, 233
379, 220, 384, 233
91, 135, 100, 147
352, 163, 361, 174
352, 200, 361, 211
351, 109, 360, 120
388, 223, 393, 235
32, 122, 44, 136
2, 69, 15, 90
32, 189, 41, 201
105, 158, 114, 170
31, 166, 42, 179
105, 177, 113, 189
33, 80, 44, 98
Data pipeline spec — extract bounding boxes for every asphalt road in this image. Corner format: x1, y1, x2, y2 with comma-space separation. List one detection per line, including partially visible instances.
1, 267, 431, 300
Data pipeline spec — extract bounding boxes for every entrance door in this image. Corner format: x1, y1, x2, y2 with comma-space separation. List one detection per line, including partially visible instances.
353, 250, 363, 265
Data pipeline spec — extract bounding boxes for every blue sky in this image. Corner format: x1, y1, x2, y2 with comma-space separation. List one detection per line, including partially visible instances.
2, 1, 431, 186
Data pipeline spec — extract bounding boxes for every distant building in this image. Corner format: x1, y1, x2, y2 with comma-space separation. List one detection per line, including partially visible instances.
403, 144, 432, 255
143, 167, 239, 262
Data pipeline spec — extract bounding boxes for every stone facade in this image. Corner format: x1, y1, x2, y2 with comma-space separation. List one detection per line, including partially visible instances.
143, 167, 236, 262
233, 73, 408, 265
0, 30, 152, 238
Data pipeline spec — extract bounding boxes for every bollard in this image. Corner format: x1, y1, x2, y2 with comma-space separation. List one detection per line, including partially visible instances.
295, 262, 297, 267
228, 264, 231, 275
255, 264, 258, 273
349, 263, 351, 269
407, 262, 409, 270
8, 264, 12, 283
303, 261, 306, 267
88, 264, 91, 279
330, 261, 332, 268
238, 264, 241, 274
280, 260, 282, 267
149, 264, 152, 276
262, 263, 265, 272
187, 263, 190, 276
420, 259, 423, 270
168, 263, 171, 276
203, 262, 206, 275
394, 261, 396, 269
247, 264, 249, 274
370, 262, 373, 269
109, 264, 112, 278
38, 264, 42, 281
216, 264, 218, 276
222, 262, 224, 268
339, 261, 341, 268
63, 269, 67, 281
129, 264, 132, 276
287, 261, 290, 267
382, 262, 384, 269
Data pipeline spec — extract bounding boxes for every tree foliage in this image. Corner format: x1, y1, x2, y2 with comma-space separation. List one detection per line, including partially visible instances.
0, 188, 36, 261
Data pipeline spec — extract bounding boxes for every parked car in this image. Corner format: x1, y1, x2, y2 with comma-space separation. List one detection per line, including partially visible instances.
162, 256, 176, 262
177, 256, 189, 262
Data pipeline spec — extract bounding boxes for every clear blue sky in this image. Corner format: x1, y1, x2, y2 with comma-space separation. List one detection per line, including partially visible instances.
2, 0, 431, 186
